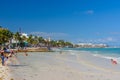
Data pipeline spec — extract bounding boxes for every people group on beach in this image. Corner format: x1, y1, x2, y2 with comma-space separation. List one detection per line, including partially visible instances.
0, 46, 16, 66
0, 46, 29, 66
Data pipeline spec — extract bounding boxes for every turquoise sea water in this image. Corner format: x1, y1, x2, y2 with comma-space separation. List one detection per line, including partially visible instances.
60, 48, 120, 63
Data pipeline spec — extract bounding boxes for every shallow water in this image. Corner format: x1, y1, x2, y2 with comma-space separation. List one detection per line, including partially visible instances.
61, 48, 120, 63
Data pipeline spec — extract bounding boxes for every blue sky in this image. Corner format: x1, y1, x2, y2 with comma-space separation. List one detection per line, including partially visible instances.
1, 0, 120, 46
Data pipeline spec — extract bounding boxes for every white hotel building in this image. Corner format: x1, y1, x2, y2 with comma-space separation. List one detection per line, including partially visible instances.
76, 43, 108, 48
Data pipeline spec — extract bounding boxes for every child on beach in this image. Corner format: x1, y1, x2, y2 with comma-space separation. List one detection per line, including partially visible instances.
25, 52, 28, 56
111, 59, 117, 65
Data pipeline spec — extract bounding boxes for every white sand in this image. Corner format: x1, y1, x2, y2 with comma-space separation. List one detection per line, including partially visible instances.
8, 51, 120, 80
0, 64, 11, 80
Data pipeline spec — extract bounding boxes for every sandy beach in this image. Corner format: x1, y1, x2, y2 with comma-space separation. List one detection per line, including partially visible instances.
6, 51, 120, 80
0, 64, 11, 80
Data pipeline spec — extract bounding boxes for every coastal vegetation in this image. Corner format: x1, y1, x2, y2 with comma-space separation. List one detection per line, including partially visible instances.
0, 26, 108, 49
0, 26, 73, 50
0, 27, 13, 45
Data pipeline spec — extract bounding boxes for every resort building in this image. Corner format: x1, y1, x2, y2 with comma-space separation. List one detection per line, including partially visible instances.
75, 43, 108, 48
20, 33, 29, 38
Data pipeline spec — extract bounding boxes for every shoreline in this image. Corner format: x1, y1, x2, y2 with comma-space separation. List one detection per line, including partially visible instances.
13, 47, 52, 52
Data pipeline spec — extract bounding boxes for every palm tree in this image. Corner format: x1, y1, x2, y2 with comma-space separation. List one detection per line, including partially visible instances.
58, 40, 65, 47
21, 35, 27, 47
43, 39, 49, 47
22, 35, 27, 42
13, 32, 21, 47
38, 37, 44, 46
50, 40, 58, 47
27, 34, 34, 47
32, 36, 39, 47
64, 41, 73, 47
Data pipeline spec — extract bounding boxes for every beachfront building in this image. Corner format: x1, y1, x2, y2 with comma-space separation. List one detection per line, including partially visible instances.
75, 43, 108, 48
20, 33, 29, 38
11, 33, 29, 47
12, 33, 28, 43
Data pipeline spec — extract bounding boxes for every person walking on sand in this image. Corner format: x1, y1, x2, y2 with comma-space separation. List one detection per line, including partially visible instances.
60, 51, 62, 54
1, 53, 5, 66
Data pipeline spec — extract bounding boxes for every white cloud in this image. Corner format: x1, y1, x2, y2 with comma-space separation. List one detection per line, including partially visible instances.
73, 10, 94, 15
95, 37, 117, 43
106, 37, 113, 41
110, 32, 120, 35
96, 32, 101, 35
85, 10, 94, 14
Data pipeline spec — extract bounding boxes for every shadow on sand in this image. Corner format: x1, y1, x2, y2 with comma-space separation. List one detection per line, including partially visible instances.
8, 64, 28, 67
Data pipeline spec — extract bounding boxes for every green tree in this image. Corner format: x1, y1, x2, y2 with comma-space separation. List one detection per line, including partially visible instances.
21, 35, 28, 47
58, 40, 65, 47
33, 36, 39, 47
38, 37, 44, 43
50, 40, 58, 47
22, 35, 27, 42
13, 32, 21, 47
27, 34, 34, 47
0, 27, 13, 45
65, 41, 73, 47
